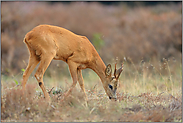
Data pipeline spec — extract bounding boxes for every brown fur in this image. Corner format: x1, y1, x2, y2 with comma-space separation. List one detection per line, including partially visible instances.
22, 24, 123, 102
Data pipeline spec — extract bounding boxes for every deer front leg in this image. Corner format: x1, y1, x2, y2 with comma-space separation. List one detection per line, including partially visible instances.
77, 69, 88, 101
61, 61, 78, 101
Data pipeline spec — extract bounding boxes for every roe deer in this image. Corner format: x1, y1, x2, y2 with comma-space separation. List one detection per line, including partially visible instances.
22, 24, 123, 102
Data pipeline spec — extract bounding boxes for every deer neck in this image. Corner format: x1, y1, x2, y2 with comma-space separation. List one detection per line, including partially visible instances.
89, 56, 107, 85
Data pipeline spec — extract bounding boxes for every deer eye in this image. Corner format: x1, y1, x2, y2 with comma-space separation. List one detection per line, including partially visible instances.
108, 84, 113, 90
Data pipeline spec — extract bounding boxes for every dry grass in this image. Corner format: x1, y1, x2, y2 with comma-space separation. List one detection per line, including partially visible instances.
1, 84, 182, 122
1, 59, 182, 122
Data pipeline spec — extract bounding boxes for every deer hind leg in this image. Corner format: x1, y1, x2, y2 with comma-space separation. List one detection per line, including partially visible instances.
34, 53, 55, 102
22, 51, 40, 91
61, 61, 78, 101
77, 69, 88, 100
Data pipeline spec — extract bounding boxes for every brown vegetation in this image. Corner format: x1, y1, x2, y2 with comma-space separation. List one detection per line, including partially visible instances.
1, 83, 182, 122
1, 2, 182, 75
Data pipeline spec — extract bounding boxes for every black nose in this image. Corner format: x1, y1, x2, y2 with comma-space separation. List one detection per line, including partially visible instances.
109, 96, 117, 101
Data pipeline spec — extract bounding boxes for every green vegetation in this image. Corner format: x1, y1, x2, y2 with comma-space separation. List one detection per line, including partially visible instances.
92, 33, 105, 51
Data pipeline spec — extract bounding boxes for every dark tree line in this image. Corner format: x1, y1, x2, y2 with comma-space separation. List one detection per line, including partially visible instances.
48, 1, 181, 6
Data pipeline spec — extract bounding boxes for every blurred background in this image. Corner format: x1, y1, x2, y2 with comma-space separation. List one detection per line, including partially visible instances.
1, 1, 182, 77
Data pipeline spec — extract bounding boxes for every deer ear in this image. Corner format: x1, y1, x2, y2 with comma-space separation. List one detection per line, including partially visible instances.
105, 64, 112, 77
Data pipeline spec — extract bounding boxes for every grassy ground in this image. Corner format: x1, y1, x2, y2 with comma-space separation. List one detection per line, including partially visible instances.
1, 59, 182, 122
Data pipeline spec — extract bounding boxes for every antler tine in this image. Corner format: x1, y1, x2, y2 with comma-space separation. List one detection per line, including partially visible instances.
121, 63, 124, 71
114, 62, 117, 78
116, 63, 123, 79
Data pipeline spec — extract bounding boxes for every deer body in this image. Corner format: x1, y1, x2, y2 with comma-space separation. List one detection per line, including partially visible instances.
22, 24, 123, 102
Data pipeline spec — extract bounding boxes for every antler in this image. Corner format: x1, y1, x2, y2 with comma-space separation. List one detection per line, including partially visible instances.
114, 63, 123, 80
114, 63, 117, 78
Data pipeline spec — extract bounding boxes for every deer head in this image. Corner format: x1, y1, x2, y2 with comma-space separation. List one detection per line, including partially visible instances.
104, 63, 123, 100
